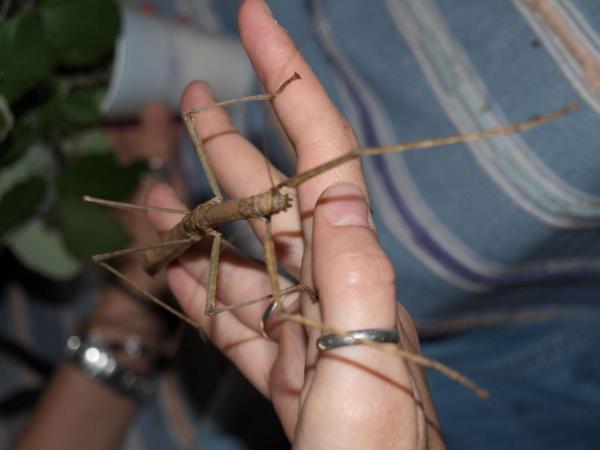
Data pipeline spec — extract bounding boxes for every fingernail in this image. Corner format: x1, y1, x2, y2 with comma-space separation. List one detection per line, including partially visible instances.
322, 183, 369, 227
199, 80, 215, 98
260, 0, 273, 17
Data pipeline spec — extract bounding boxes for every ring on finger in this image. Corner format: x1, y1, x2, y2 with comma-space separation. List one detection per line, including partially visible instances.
260, 285, 319, 340
317, 328, 400, 351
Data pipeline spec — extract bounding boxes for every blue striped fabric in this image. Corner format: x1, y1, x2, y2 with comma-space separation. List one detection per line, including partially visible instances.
233, 1, 600, 448
278, 0, 600, 318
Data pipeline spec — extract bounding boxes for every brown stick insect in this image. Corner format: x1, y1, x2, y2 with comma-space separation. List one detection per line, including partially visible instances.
84, 73, 579, 399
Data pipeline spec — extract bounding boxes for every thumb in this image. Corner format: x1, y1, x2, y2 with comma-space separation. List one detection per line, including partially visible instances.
296, 183, 419, 448
312, 183, 397, 330
146, 183, 187, 233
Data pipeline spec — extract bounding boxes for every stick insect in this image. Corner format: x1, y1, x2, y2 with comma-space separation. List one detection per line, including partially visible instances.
85, 73, 579, 399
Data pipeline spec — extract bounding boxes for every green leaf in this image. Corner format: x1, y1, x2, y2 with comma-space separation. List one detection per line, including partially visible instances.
57, 153, 146, 200
58, 195, 129, 257
0, 94, 14, 141
8, 219, 80, 280
55, 152, 145, 257
34, 97, 64, 138
0, 175, 46, 240
0, 144, 52, 197
40, 0, 120, 68
61, 127, 113, 158
36, 87, 102, 138
0, 12, 54, 103
60, 88, 102, 125
0, 120, 31, 167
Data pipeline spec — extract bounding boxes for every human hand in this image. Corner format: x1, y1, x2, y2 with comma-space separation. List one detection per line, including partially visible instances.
147, 0, 444, 448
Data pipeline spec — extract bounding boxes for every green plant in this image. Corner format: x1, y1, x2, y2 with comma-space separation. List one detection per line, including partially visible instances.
0, 0, 145, 280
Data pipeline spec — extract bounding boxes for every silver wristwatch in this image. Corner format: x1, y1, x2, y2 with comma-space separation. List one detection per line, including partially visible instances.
64, 334, 155, 400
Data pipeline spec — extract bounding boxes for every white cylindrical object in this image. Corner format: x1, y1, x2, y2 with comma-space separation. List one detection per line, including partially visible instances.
101, 7, 253, 119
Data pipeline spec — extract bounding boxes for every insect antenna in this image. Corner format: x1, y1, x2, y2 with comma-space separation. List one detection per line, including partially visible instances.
278, 101, 580, 190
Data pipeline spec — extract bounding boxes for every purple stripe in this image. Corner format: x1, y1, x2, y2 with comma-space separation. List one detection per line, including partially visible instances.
307, 0, 600, 286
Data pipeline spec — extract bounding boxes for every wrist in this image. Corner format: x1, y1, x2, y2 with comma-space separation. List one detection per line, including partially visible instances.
64, 331, 157, 400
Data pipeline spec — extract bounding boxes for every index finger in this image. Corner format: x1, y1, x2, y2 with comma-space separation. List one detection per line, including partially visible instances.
239, 0, 368, 238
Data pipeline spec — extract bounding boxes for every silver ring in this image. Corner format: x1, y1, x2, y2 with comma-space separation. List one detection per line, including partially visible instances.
317, 328, 400, 351
260, 300, 279, 339
260, 285, 317, 340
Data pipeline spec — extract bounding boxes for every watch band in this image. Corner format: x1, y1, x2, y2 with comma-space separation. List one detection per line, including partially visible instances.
64, 334, 155, 400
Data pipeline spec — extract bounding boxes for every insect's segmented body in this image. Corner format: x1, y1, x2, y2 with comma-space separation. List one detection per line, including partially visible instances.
143, 189, 292, 275
191, 189, 292, 229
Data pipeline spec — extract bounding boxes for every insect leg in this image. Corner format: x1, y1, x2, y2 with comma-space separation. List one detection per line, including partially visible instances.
203, 231, 222, 316
95, 261, 199, 328
260, 219, 284, 338
92, 238, 198, 263
205, 284, 316, 315
83, 195, 189, 215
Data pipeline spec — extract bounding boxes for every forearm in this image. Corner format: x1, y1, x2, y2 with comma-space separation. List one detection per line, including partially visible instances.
10, 284, 167, 450
9, 363, 137, 450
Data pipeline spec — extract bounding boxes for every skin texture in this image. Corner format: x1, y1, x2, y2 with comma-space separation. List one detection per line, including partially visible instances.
147, 1, 445, 448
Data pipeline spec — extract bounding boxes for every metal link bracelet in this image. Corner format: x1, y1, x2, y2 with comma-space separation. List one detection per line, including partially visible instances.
64, 333, 155, 400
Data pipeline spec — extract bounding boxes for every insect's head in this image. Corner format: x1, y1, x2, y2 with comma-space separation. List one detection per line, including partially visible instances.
270, 188, 293, 214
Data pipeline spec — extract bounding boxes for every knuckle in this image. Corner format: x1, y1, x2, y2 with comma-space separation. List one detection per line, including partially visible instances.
328, 244, 396, 293
296, 115, 359, 163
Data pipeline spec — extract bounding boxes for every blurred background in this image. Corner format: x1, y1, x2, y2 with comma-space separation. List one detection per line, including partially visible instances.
0, 1, 292, 449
